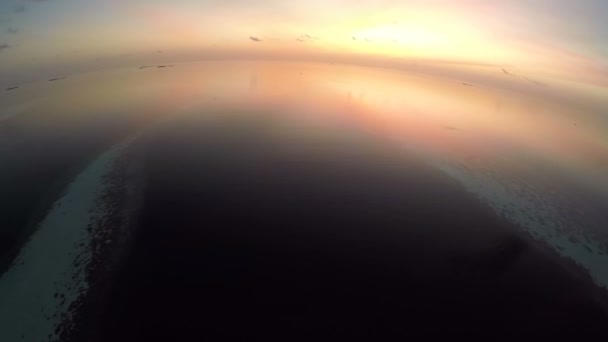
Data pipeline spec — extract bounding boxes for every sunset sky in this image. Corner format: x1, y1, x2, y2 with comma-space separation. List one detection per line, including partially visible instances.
1, 0, 607, 86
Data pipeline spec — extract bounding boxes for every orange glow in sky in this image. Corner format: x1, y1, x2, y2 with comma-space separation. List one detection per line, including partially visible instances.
0, 0, 606, 89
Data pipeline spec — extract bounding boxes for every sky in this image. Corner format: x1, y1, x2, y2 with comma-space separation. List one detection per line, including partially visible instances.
0, 0, 607, 86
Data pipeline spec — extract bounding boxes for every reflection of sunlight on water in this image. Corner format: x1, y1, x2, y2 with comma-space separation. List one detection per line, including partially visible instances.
0, 100, 40, 122
1, 60, 605, 188
1, 60, 607, 291
233, 61, 608, 288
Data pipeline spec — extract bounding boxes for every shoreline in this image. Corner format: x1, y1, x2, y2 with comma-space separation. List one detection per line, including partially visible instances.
98, 119, 608, 339
58, 141, 147, 342
430, 157, 608, 291
0, 139, 141, 342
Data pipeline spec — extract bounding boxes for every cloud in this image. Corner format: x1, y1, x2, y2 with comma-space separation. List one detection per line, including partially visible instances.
296, 34, 319, 43
14, 5, 27, 13
0, 44, 10, 52
249, 36, 262, 42
15, 0, 50, 13
15, 0, 49, 13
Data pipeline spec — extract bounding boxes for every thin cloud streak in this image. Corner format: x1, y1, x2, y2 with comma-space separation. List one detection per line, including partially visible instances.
14, 5, 27, 14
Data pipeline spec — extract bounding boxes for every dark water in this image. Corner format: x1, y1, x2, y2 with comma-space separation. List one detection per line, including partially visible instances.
0, 106, 141, 265
1, 62, 607, 340
99, 114, 607, 340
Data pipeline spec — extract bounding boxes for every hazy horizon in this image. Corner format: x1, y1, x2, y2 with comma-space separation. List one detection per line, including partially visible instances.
1, 4, 608, 338
1, 0, 607, 90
